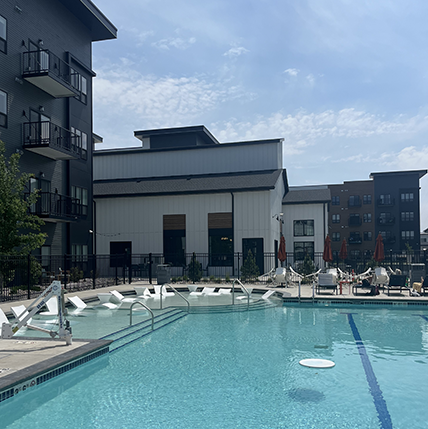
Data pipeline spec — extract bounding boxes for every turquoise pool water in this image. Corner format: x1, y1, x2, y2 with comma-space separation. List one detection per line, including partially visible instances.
2, 304, 428, 428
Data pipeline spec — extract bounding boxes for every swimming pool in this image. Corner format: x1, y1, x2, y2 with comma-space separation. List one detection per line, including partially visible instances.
2, 304, 428, 428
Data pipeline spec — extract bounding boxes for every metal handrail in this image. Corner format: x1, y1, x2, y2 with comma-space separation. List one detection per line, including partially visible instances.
164, 284, 190, 313
130, 300, 154, 330
232, 279, 250, 309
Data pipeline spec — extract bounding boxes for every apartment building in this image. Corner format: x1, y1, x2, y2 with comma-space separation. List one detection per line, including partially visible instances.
0, 0, 116, 260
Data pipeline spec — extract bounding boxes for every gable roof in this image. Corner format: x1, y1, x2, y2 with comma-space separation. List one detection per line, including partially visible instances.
94, 170, 283, 198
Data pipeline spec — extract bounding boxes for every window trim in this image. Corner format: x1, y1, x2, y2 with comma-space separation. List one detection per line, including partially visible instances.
0, 15, 6, 54
0, 89, 7, 128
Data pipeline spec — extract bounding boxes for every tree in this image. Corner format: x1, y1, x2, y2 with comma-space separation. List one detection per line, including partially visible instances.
188, 252, 202, 283
241, 250, 260, 281
0, 141, 46, 255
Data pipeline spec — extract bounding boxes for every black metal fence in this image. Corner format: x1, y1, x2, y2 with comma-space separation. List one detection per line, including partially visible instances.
1, 250, 427, 302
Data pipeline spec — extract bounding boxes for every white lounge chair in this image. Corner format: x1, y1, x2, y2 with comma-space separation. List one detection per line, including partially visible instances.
38, 297, 59, 317
0, 308, 9, 335
68, 296, 87, 310
134, 286, 154, 299
109, 290, 139, 309
187, 285, 198, 293
261, 290, 275, 300
153, 285, 175, 297
189, 287, 215, 296
236, 287, 254, 300
97, 293, 119, 309
11, 305, 32, 324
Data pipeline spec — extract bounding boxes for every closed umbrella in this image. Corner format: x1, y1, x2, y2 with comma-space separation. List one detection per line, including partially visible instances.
277, 236, 286, 264
374, 233, 385, 262
323, 235, 333, 263
339, 239, 348, 260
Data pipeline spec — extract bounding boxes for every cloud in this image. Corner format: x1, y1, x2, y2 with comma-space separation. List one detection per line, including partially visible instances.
223, 46, 249, 57
152, 37, 196, 50
284, 68, 299, 76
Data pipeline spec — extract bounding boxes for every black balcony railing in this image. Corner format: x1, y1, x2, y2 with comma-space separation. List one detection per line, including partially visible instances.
377, 197, 395, 206
378, 216, 395, 225
23, 121, 82, 160
382, 236, 396, 244
348, 236, 362, 244
22, 50, 80, 98
26, 192, 86, 221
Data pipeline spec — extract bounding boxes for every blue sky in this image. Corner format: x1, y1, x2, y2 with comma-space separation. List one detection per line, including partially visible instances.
92, 0, 428, 229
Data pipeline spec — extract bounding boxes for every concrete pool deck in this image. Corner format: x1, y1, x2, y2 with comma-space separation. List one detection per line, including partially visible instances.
0, 280, 427, 396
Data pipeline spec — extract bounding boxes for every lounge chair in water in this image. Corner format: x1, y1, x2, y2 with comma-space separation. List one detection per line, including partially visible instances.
67, 296, 93, 315
38, 297, 59, 317
236, 286, 254, 300
109, 290, 140, 309
97, 293, 119, 309
0, 309, 9, 336
134, 286, 154, 298
260, 290, 276, 300
189, 287, 216, 296
153, 285, 175, 297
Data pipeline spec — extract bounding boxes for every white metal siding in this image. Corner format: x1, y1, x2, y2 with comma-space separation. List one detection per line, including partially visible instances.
94, 142, 282, 180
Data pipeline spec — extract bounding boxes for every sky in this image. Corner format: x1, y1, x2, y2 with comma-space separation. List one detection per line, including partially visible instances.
92, 0, 428, 229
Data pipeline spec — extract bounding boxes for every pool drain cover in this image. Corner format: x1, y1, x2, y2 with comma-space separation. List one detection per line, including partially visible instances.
299, 358, 335, 368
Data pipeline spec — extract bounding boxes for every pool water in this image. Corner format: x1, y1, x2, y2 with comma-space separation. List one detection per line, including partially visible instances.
2, 305, 428, 428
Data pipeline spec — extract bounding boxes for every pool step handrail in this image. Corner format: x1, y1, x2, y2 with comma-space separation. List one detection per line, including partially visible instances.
164, 284, 190, 313
130, 300, 154, 330
232, 279, 251, 308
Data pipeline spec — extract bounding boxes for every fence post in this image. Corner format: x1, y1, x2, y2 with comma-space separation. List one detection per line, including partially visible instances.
128, 252, 132, 284
92, 254, 96, 290
63, 254, 67, 289
237, 253, 240, 280
27, 253, 31, 300
149, 253, 152, 284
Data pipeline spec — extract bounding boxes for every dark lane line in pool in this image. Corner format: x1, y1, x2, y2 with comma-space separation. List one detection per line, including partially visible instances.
415, 315, 428, 322
342, 312, 393, 429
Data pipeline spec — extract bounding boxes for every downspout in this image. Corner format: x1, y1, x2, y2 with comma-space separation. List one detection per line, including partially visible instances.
231, 192, 235, 276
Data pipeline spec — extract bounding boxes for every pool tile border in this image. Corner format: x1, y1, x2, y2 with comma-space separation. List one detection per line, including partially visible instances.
0, 339, 111, 404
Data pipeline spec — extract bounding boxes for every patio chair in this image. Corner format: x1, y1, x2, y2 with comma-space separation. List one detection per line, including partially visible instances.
38, 297, 59, 317
421, 277, 428, 296
387, 275, 409, 296
109, 290, 140, 309
373, 267, 389, 290
316, 273, 337, 295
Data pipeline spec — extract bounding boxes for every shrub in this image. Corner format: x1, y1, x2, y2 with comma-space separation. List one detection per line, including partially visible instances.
225, 273, 230, 283
188, 252, 202, 283
241, 250, 260, 282
70, 266, 83, 283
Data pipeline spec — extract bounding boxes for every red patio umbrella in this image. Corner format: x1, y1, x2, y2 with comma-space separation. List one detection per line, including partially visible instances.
374, 233, 385, 262
277, 236, 286, 263
323, 235, 333, 263
339, 239, 348, 260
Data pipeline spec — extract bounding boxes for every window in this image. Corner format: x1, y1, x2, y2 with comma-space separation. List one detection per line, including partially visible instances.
41, 246, 51, 268
401, 212, 414, 222
72, 244, 88, 262
401, 231, 414, 240
0, 89, 6, 127
163, 214, 186, 265
71, 186, 88, 216
332, 214, 340, 223
293, 220, 314, 236
81, 76, 87, 104
379, 212, 393, 224
0, 15, 6, 54
71, 70, 88, 104
348, 195, 361, 207
350, 250, 361, 259
401, 193, 414, 203
363, 194, 372, 204
81, 131, 87, 160
208, 213, 233, 266
349, 214, 361, 226
294, 242, 314, 261
331, 196, 340, 205
364, 231, 372, 241
332, 232, 340, 241
363, 213, 372, 223
379, 194, 392, 205
71, 127, 87, 160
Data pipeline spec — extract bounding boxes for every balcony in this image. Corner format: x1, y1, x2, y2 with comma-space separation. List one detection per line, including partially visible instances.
348, 216, 362, 226
383, 236, 396, 244
22, 50, 80, 98
378, 216, 395, 225
27, 192, 86, 222
348, 236, 362, 244
23, 121, 82, 160
377, 197, 395, 207
348, 197, 361, 207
